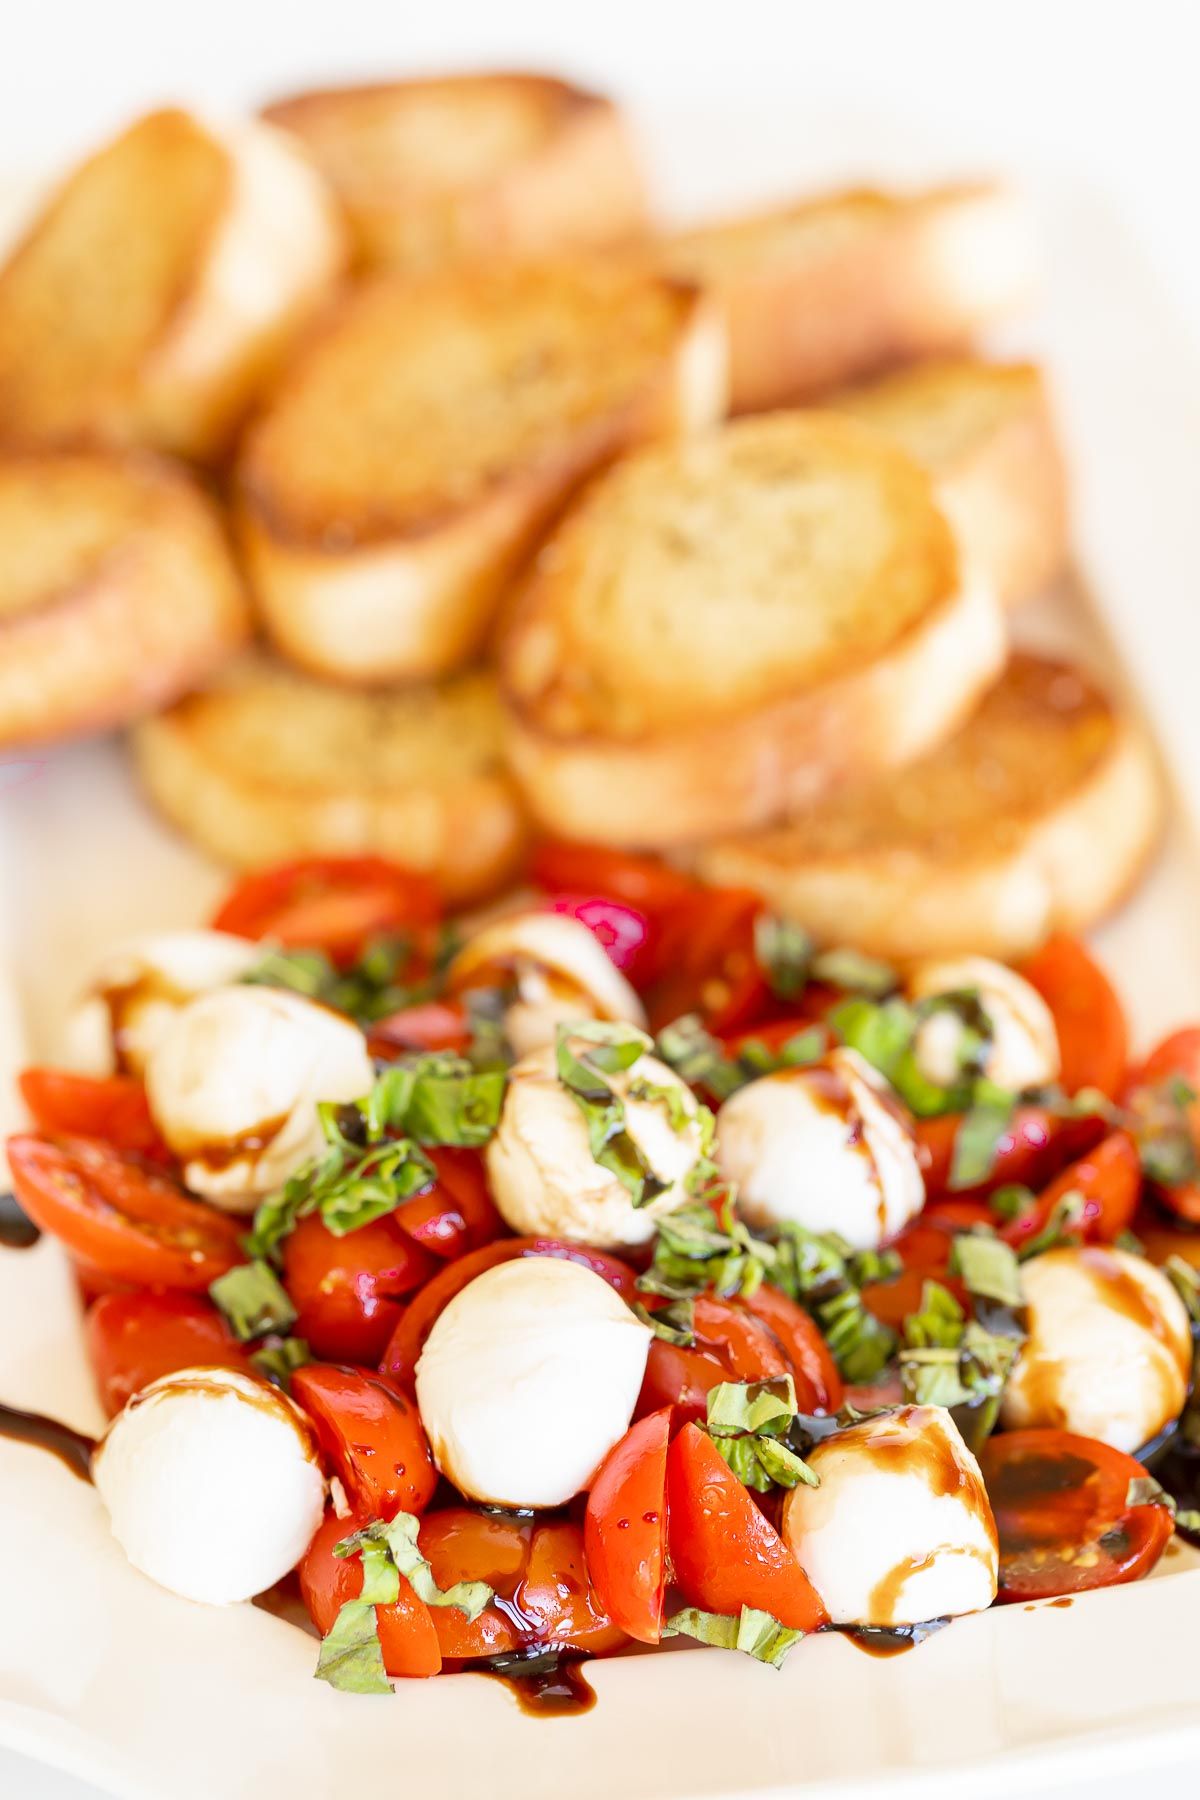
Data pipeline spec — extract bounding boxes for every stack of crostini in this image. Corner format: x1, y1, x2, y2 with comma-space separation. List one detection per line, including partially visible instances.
0, 72, 1162, 951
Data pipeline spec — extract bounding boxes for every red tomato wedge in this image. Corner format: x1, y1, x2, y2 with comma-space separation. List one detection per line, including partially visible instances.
1127, 1028, 1200, 1223
545, 894, 653, 980
646, 888, 767, 1036
290, 1364, 437, 1519
740, 1285, 843, 1413
7, 1134, 244, 1289
519, 1521, 625, 1654
282, 1213, 437, 1364
667, 1424, 827, 1630
1020, 935, 1128, 1099
979, 1428, 1174, 1601
637, 1294, 789, 1420
18, 1069, 169, 1161
84, 1291, 251, 1415
300, 1507, 442, 1678
529, 842, 697, 920
584, 1408, 671, 1644
380, 1239, 637, 1389
1000, 1131, 1142, 1251
393, 1148, 503, 1262
367, 1001, 472, 1058
916, 1107, 1106, 1202
212, 856, 440, 964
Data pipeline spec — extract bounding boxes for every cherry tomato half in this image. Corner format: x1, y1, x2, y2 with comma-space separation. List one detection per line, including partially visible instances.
84, 1290, 251, 1416
282, 1213, 437, 1364
584, 1408, 671, 1644
393, 1148, 503, 1262
740, 1284, 844, 1413
1127, 1028, 1200, 1224
529, 842, 697, 921
367, 1001, 473, 1058
637, 1293, 789, 1420
979, 1428, 1174, 1601
916, 1107, 1106, 1203
300, 1506, 442, 1678
290, 1364, 437, 1519
380, 1239, 638, 1389
1000, 1131, 1142, 1252
646, 888, 767, 1036
546, 894, 653, 981
7, 1135, 244, 1289
667, 1423, 827, 1630
212, 856, 440, 965
18, 1069, 169, 1162
1020, 936, 1128, 1099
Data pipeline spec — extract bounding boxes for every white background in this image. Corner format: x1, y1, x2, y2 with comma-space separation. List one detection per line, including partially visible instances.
2, 2, 1198, 1795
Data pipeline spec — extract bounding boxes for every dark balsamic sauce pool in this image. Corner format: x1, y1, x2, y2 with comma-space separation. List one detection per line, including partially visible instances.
0, 1192, 40, 1249
0, 1401, 95, 1479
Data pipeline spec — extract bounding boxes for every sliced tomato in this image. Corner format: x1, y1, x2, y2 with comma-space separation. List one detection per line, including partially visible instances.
380, 1238, 638, 1389
84, 1290, 251, 1415
282, 1213, 437, 1364
529, 842, 697, 921
393, 1148, 503, 1262
1127, 1028, 1200, 1224
212, 856, 440, 964
916, 1107, 1106, 1202
1000, 1131, 1142, 1251
519, 1522, 625, 1654
7, 1134, 244, 1289
739, 1284, 843, 1412
646, 888, 767, 1036
290, 1364, 437, 1519
545, 894, 653, 980
299, 1506, 442, 1678
1020, 936, 1128, 1098
667, 1423, 827, 1630
418, 1509, 529, 1659
18, 1069, 170, 1162
367, 1001, 472, 1059
584, 1408, 670, 1644
637, 1294, 789, 1420
979, 1428, 1174, 1601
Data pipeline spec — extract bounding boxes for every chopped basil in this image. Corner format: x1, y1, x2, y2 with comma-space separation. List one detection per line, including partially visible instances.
754, 915, 814, 999
902, 1279, 966, 1350
250, 1334, 310, 1388
809, 947, 898, 999
555, 1023, 671, 1207
771, 1223, 897, 1383
345, 1514, 492, 1619
1014, 1191, 1086, 1261
949, 1086, 1017, 1189
655, 1014, 744, 1101
898, 1280, 1021, 1453
366, 1055, 505, 1147
209, 1259, 297, 1341
990, 1183, 1038, 1223
243, 933, 434, 1026
664, 1604, 804, 1669
638, 1200, 772, 1302
1165, 1255, 1200, 1325
633, 1298, 695, 1347
707, 1375, 796, 1438
949, 1232, 1024, 1310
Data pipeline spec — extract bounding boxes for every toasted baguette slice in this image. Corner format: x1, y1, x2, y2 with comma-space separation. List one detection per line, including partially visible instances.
0, 452, 249, 749
660, 184, 1032, 413
500, 412, 1006, 846
830, 359, 1068, 608
236, 262, 725, 684
131, 657, 527, 903
693, 653, 1163, 960
0, 109, 345, 462
262, 71, 647, 272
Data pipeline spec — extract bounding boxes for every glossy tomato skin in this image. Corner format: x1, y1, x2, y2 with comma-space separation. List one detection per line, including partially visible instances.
740, 1285, 843, 1412
367, 1001, 472, 1058
584, 1408, 671, 1644
290, 1364, 437, 1519
1000, 1131, 1142, 1252
282, 1213, 436, 1364
546, 894, 653, 981
7, 1134, 244, 1289
393, 1148, 502, 1262
1127, 1028, 1200, 1224
1020, 935, 1128, 1098
520, 1522, 625, 1654
636, 1294, 789, 1421
667, 1424, 827, 1631
18, 1070, 169, 1161
211, 856, 440, 965
529, 842, 697, 922
980, 1428, 1174, 1601
299, 1506, 442, 1678
85, 1291, 251, 1416
916, 1108, 1106, 1203
380, 1239, 637, 1389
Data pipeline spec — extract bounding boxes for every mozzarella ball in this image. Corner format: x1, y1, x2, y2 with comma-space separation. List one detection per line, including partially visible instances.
782, 1405, 998, 1625
446, 910, 646, 1057
93, 1367, 325, 1605
1000, 1246, 1192, 1452
145, 986, 374, 1211
907, 956, 1059, 1093
65, 931, 260, 1077
487, 1043, 705, 1248
415, 1257, 652, 1507
715, 1048, 923, 1251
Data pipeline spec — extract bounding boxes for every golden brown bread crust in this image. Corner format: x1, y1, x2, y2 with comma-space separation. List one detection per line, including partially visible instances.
0, 451, 249, 749
131, 657, 527, 904
831, 359, 1068, 608
235, 262, 726, 683
261, 72, 648, 272
661, 184, 1033, 414
692, 654, 1164, 958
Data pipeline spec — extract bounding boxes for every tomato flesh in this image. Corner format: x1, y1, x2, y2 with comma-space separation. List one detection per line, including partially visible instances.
85, 1290, 251, 1415
299, 1506, 442, 1678
212, 856, 440, 964
283, 1211, 437, 1364
18, 1069, 169, 1161
290, 1364, 437, 1519
7, 1134, 244, 1289
979, 1428, 1174, 1600
393, 1148, 503, 1262
367, 1001, 472, 1058
916, 1107, 1106, 1202
584, 1408, 670, 1644
1020, 936, 1128, 1098
636, 1293, 789, 1420
1000, 1131, 1141, 1251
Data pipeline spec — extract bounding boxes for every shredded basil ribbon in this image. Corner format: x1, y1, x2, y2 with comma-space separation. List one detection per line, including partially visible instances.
209, 1259, 297, 1340
555, 1021, 711, 1208
241, 933, 450, 1026
664, 1604, 805, 1669
704, 1375, 819, 1493
656, 1012, 824, 1102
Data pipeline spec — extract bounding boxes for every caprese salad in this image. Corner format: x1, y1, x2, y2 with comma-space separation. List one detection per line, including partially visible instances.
6, 847, 1200, 1707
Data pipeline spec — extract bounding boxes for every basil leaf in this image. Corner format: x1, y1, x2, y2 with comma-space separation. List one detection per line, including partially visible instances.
242, 946, 336, 1000
244, 934, 432, 1027
829, 995, 962, 1117
754, 915, 814, 999
209, 1259, 297, 1341
555, 1023, 668, 1207
315, 1536, 400, 1695
809, 947, 897, 999
711, 1433, 775, 1492
950, 1087, 1017, 1189
663, 1605, 804, 1669
364, 1514, 492, 1619
634, 1299, 695, 1346
1165, 1255, 1200, 1325
772, 1223, 897, 1383
638, 1201, 772, 1303
368, 1056, 506, 1147
949, 1232, 1024, 1310
1015, 1191, 1086, 1261
707, 1375, 797, 1438
990, 1183, 1037, 1223
902, 1279, 965, 1350
251, 1335, 311, 1388
655, 1014, 744, 1101
752, 1435, 819, 1490
663, 1607, 740, 1651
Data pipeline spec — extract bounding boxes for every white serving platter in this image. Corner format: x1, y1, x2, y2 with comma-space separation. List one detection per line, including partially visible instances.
2, 103, 1200, 1800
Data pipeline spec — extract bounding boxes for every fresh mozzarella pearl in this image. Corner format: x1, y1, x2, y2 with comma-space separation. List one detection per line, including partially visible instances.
415, 1257, 652, 1507
715, 1048, 923, 1251
907, 956, 1059, 1093
92, 1367, 325, 1605
781, 1405, 998, 1626
144, 986, 374, 1212
64, 931, 260, 1078
446, 911, 646, 1057
1000, 1246, 1192, 1452
486, 1043, 705, 1247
